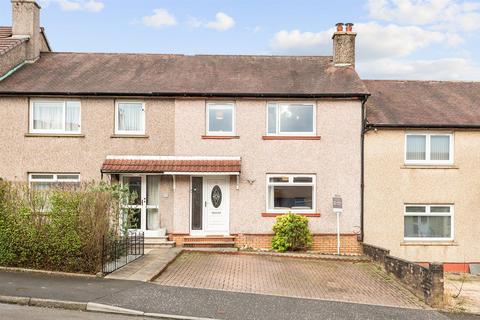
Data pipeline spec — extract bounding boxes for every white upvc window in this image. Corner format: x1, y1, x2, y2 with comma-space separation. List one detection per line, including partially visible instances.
266, 102, 316, 136
29, 173, 81, 190
29, 100, 81, 134
115, 101, 145, 135
404, 204, 454, 241
206, 102, 235, 136
405, 133, 453, 165
266, 174, 316, 213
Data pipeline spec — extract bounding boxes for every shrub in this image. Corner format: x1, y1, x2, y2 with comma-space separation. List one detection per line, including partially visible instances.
272, 213, 313, 252
0, 181, 134, 273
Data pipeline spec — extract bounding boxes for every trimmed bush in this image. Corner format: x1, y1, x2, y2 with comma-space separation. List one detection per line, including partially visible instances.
272, 213, 313, 252
0, 181, 133, 273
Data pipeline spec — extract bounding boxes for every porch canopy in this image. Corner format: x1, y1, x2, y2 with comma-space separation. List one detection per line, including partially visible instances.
101, 155, 241, 175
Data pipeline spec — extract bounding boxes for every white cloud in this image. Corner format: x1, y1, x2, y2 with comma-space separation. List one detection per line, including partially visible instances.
206, 12, 235, 31
269, 22, 479, 80
43, 0, 104, 12
358, 57, 480, 80
142, 9, 177, 29
188, 12, 235, 31
367, 0, 480, 32
270, 29, 332, 55
270, 22, 459, 59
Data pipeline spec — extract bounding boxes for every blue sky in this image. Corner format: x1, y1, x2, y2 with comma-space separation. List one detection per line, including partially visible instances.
1, 0, 480, 80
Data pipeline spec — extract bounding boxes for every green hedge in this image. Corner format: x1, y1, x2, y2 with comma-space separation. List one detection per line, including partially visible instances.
272, 213, 313, 252
0, 181, 132, 273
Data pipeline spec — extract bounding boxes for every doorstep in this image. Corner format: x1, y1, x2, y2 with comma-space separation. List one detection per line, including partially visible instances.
183, 235, 236, 248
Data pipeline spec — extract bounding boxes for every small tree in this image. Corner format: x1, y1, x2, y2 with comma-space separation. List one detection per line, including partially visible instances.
272, 213, 313, 252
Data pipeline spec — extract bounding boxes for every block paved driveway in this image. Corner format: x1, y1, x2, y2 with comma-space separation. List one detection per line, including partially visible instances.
154, 252, 426, 309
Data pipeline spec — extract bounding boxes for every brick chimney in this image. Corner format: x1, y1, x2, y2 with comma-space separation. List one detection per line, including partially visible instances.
332, 22, 356, 67
11, 0, 41, 61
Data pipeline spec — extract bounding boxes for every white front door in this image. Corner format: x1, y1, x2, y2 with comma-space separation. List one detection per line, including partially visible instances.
203, 176, 229, 235
121, 174, 161, 237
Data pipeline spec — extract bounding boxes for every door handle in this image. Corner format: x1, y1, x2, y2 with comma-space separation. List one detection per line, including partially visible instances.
205, 201, 207, 207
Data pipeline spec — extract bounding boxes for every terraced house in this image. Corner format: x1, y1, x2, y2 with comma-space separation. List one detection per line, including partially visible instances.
1, 0, 478, 268
364, 80, 480, 272
0, 0, 366, 253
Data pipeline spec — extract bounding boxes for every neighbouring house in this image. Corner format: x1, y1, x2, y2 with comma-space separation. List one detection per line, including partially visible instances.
0, 1, 366, 253
363, 80, 480, 271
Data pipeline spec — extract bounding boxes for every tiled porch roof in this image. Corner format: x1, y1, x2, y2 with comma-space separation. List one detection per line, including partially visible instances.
101, 156, 241, 174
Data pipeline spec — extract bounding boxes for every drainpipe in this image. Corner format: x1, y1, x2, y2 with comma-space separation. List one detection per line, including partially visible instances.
360, 94, 369, 242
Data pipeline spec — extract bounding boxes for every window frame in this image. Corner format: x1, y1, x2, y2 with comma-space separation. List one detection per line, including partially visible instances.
404, 204, 454, 241
404, 132, 454, 165
28, 173, 81, 188
266, 174, 316, 213
265, 102, 317, 136
29, 99, 82, 134
205, 102, 236, 136
114, 100, 146, 135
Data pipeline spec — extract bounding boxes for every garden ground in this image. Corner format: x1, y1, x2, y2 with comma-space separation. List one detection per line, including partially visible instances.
446, 273, 480, 314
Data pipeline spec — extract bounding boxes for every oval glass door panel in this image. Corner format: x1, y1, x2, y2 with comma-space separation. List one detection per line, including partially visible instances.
211, 185, 222, 208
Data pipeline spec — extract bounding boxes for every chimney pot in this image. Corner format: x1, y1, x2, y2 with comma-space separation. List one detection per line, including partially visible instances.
335, 23, 344, 32
345, 23, 354, 32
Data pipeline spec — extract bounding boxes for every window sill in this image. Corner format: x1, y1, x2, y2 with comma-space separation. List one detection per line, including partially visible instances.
201, 135, 240, 140
261, 212, 321, 217
401, 165, 458, 169
25, 133, 85, 138
262, 136, 321, 140
110, 134, 149, 139
401, 241, 458, 246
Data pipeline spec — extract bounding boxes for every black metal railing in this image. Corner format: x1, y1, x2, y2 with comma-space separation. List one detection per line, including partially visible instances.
102, 231, 144, 274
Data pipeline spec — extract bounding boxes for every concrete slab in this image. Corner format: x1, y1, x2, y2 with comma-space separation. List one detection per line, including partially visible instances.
105, 248, 182, 282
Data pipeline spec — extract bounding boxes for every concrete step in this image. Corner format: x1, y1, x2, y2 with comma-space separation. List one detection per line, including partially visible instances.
144, 241, 176, 249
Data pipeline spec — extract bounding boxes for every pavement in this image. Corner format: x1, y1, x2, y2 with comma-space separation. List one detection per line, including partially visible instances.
105, 248, 182, 282
0, 270, 479, 319
155, 251, 425, 309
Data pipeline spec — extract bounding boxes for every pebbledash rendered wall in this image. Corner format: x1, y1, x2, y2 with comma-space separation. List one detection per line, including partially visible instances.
173, 98, 363, 254
364, 129, 480, 262
0, 96, 363, 254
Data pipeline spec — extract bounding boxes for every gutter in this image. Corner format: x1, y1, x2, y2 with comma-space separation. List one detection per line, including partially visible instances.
0, 91, 369, 99
367, 123, 480, 129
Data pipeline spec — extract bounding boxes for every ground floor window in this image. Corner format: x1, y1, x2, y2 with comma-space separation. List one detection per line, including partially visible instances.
266, 174, 315, 213
29, 173, 81, 190
404, 204, 453, 241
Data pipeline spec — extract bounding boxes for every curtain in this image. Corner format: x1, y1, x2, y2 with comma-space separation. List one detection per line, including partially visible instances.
33, 102, 63, 130
147, 176, 160, 230
406, 135, 426, 160
65, 101, 81, 132
118, 103, 143, 132
430, 135, 450, 160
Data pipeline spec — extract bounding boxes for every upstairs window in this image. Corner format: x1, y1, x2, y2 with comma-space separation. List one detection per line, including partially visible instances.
267, 174, 316, 213
206, 102, 235, 136
405, 133, 453, 165
267, 102, 316, 136
30, 100, 81, 134
115, 101, 145, 135
29, 173, 81, 190
404, 205, 453, 241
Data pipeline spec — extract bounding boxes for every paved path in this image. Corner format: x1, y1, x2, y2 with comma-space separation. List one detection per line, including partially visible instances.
155, 251, 425, 309
0, 271, 474, 320
106, 248, 182, 282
